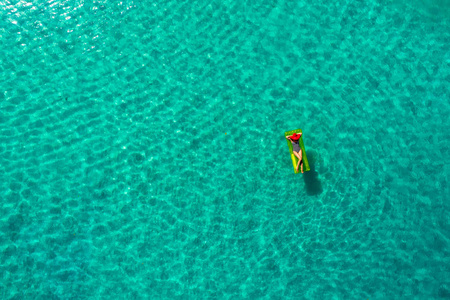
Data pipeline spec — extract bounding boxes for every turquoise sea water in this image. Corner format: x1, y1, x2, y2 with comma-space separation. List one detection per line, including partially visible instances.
1, 0, 449, 298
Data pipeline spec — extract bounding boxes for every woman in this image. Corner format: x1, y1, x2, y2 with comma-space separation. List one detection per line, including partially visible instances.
285, 132, 303, 173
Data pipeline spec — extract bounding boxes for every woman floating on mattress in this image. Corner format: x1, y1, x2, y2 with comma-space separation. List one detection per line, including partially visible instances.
285, 132, 303, 173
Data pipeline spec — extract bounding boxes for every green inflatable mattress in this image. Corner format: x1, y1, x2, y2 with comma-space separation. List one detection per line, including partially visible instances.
284, 128, 310, 173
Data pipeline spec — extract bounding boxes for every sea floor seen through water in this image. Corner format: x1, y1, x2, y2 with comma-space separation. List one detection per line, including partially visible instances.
1, 0, 449, 299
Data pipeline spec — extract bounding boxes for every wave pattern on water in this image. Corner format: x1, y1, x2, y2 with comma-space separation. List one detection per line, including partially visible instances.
0, 0, 449, 299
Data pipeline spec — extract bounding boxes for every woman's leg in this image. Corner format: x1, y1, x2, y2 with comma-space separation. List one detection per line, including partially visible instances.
293, 150, 303, 173
299, 150, 303, 173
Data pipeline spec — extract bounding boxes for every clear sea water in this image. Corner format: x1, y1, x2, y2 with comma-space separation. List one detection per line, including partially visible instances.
1, 0, 449, 299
